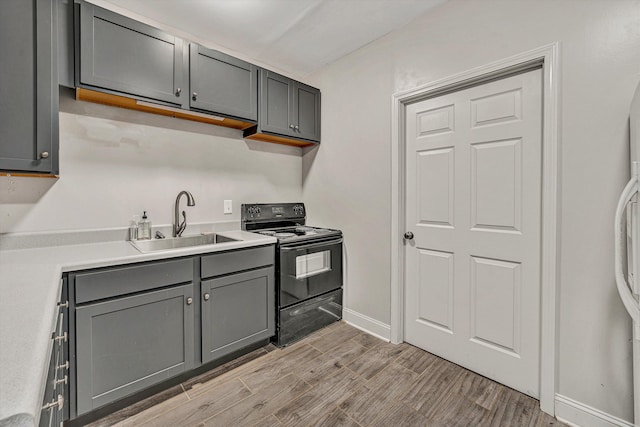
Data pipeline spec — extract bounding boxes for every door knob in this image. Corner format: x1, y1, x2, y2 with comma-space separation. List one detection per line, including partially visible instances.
404, 231, 414, 240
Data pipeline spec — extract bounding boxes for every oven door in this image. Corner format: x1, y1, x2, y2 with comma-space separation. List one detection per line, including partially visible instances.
279, 237, 343, 307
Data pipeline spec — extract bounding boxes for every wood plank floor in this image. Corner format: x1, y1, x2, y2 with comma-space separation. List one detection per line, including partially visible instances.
89, 322, 567, 426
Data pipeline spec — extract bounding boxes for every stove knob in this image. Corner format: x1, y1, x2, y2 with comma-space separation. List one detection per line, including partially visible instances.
257, 207, 261, 213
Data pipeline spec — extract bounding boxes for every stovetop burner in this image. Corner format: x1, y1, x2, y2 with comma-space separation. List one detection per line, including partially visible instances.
241, 203, 342, 244
274, 232, 296, 238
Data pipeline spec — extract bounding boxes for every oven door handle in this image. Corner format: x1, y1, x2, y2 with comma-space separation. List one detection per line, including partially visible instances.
280, 238, 343, 252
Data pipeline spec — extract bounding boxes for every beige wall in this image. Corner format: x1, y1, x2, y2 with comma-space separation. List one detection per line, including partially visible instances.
0, 91, 302, 233
303, 0, 640, 422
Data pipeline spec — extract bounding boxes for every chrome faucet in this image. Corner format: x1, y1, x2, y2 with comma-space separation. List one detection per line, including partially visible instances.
174, 191, 195, 237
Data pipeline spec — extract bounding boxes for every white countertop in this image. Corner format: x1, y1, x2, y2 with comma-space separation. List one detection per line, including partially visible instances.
0, 230, 276, 426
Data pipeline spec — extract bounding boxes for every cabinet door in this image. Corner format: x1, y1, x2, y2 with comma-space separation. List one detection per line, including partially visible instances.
77, 2, 187, 107
0, 0, 57, 173
259, 70, 296, 137
190, 44, 258, 121
75, 284, 194, 415
293, 82, 321, 142
201, 267, 274, 364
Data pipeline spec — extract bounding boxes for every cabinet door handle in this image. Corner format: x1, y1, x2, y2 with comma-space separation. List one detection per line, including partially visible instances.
54, 375, 68, 386
289, 124, 295, 129
53, 332, 67, 343
175, 87, 182, 96
203, 293, 210, 301
56, 361, 69, 371
192, 92, 198, 101
40, 151, 49, 159
42, 394, 64, 411
294, 125, 299, 131
186, 297, 193, 305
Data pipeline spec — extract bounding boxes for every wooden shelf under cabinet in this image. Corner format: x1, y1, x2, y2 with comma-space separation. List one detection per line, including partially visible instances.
75, 88, 256, 131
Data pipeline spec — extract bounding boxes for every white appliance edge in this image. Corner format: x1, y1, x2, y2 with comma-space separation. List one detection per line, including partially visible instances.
614, 82, 640, 427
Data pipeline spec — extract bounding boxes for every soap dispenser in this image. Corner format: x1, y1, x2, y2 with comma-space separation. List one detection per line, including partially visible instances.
137, 211, 152, 240
129, 214, 140, 240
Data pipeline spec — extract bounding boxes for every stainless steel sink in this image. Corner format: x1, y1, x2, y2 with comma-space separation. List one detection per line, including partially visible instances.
129, 233, 238, 253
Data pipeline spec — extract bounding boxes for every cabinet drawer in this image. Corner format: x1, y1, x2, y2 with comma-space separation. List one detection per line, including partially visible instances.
278, 288, 342, 347
200, 246, 274, 278
74, 258, 193, 304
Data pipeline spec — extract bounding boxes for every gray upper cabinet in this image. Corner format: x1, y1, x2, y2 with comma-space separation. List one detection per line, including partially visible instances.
244, 70, 320, 144
294, 81, 321, 142
190, 44, 258, 121
0, 0, 58, 174
76, 1, 188, 107
259, 71, 296, 137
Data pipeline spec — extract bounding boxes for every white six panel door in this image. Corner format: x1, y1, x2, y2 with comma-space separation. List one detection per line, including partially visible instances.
404, 69, 542, 398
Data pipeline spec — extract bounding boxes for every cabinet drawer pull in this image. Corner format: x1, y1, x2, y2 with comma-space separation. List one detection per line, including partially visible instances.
294, 125, 299, 131
53, 332, 67, 343
54, 375, 68, 386
56, 361, 69, 371
203, 293, 210, 301
42, 394, 64, 411
289, 124, 295, 129
192, 92, 198, 101
175, 87, 182, 96
186, 297, 193, 305
39, 151, 49, 159
57, 300, 69, 308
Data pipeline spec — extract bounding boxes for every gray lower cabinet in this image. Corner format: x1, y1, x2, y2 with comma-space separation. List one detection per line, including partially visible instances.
190, 44, 258, 121
67, 245, 275, 420
76, 1, 188, 107
40, 282, 69, 426
0, 0, 58, 174
75, 283, 195, 416
201, 267, 275, 363
244, 70, 321, 144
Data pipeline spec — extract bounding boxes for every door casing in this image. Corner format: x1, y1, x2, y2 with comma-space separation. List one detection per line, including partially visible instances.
390, 43, 560, 415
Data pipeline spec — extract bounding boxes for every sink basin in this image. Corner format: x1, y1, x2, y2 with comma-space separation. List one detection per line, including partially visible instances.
130, 233, 238, 253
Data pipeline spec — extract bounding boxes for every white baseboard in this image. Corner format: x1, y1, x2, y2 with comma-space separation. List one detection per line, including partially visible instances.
343, 308, 391, 342
555, 394, 634, 427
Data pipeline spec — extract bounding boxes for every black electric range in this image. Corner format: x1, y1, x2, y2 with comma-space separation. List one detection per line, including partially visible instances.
241, 203, 343, 346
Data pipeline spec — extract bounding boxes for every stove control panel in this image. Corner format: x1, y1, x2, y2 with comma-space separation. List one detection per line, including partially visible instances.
241, 203, 306, 221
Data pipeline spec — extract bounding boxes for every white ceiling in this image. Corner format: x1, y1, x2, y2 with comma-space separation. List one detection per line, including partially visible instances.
95, 0, 446, 77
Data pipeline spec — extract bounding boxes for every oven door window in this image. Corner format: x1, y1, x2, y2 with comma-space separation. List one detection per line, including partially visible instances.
279, 239, 343, 307
296, 250, 331, 279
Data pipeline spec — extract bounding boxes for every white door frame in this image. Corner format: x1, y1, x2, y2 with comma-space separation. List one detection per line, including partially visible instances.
390, 43, 560, 415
